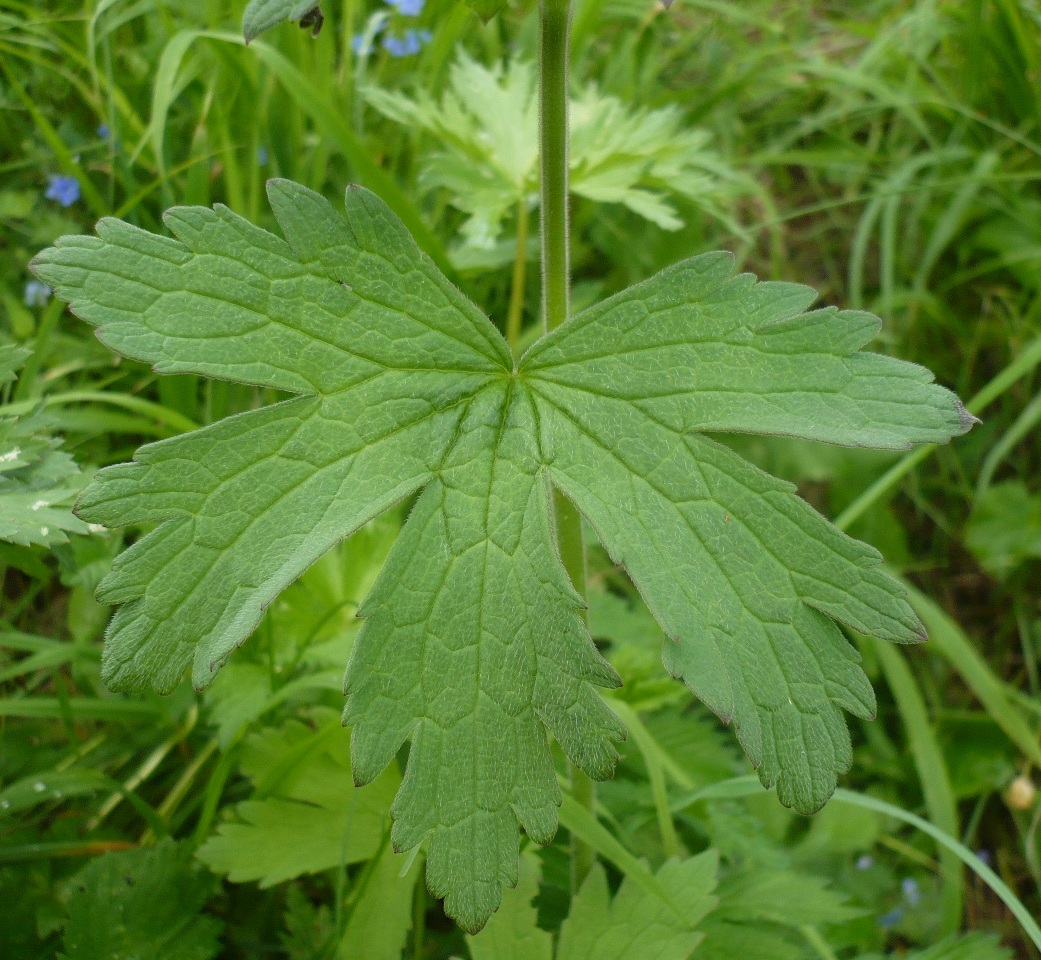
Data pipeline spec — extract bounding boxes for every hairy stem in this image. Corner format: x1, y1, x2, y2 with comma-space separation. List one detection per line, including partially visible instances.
506, 197, 529, 353
539, 0, 595, 892
540, 0, 570, 335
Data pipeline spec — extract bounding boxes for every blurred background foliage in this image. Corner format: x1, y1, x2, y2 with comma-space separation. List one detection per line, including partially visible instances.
1, 0, 1040, 957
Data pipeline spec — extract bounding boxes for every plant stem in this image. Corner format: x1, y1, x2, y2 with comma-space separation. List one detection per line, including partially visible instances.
539, 0, 595, 893
540, 0, 571, 335
506, 197, 529, 353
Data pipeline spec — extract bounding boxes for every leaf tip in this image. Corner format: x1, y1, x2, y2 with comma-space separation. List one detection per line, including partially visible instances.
956, 399, 981, 434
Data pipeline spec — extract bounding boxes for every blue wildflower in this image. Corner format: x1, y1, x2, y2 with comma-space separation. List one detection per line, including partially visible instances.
386, 0, 425, 15
258, 146, 269, 166
97, 123, 110, 139
382, 27, 431, 57
901, 877, 921, 906
855, 854, 874, 871
45, 174, 80, 207
24, 279, 52, 308
976, 848, 993, 866
878, 907, 903, 929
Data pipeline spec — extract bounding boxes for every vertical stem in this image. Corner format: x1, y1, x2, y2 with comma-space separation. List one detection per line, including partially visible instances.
506, 197, 529, 353
539, 0, 595, 892
540, 0, 571, 334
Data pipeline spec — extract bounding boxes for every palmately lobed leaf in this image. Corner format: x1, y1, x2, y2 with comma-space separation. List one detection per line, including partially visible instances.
31, 179, 970, 930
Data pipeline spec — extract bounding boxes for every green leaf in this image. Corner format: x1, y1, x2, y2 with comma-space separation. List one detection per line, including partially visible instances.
708, 868, 861, 929
242, 0, 321, 43
197, 715, 399, 885
556, 853, 717, 959
0, 345, 89, 547
61, 839, 222, 960
0, 344, 31, 385
33, 181, 506, 693
467, 851, 717, 960
33, 179, 969, 931
696, 865, 860, 960
364, 55, 747, 250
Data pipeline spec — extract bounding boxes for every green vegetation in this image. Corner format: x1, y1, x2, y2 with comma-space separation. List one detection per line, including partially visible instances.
1, 1, 1040, 957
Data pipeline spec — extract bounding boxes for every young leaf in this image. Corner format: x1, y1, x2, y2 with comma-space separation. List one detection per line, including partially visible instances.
364, 55, 747, 250
61, 839, 222, 960
32, 179, 969, 931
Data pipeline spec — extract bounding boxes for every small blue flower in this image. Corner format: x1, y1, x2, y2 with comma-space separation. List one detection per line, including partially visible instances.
855, 854, 874, 871
976, 848, 993, 866
24, 279, 52, 308
45, 174, 80, 207
97, 123, 110, 139
258, 146, 269, 166
901, 877, 921, 906
382, 27, 431, 57
386, 0, 425, 15
878, 907, 904, 929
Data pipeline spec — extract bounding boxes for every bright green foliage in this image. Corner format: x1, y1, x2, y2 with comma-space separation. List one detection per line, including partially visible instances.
0, 345, 89, 547
32, 179, 969, 931
197, 715, 399, 885
467, 851, 717, 960
364, 56, 748, 248
61, 839, 222, 960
